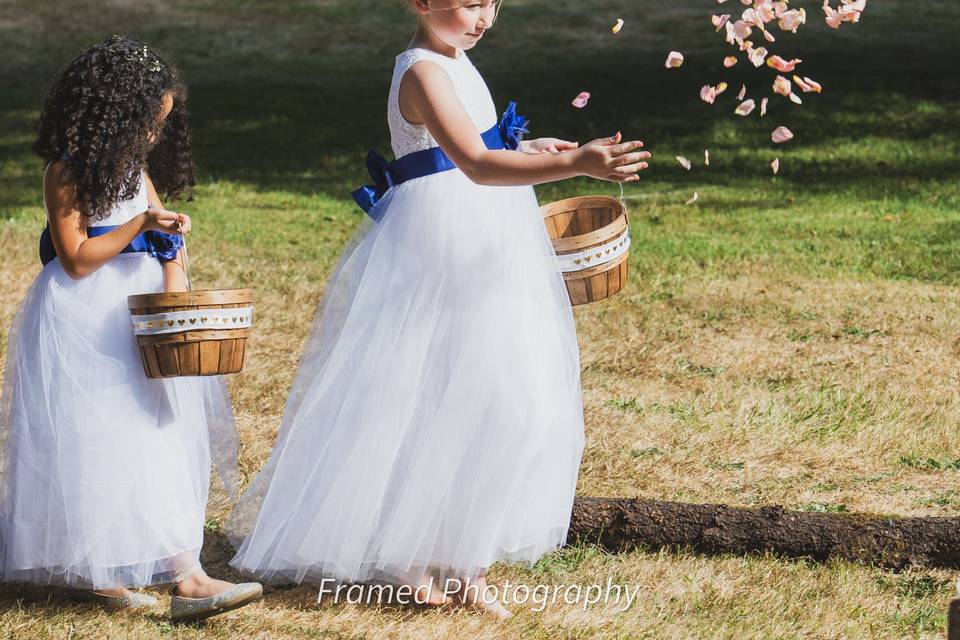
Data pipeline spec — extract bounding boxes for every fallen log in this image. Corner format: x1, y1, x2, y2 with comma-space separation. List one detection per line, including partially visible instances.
568, 497, 960, 571
950, 599, 960, 640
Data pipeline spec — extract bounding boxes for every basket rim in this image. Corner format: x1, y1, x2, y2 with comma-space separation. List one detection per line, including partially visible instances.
540, 195, 625, 219
128, 288, 254, 309
540, 195, 628, 252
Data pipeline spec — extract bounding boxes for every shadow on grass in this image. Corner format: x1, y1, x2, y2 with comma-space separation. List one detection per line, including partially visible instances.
0, 0, 957, 210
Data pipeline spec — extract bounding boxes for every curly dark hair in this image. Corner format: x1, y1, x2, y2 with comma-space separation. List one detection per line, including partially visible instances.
32, 35, 195, 220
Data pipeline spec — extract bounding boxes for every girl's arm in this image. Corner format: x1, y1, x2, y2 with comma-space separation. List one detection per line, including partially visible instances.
399, 62, 651, 187
44, 161, 185, 279
144, 172, 190, 292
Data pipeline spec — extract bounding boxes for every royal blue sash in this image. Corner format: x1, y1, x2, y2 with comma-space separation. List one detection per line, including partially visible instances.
39, 223, 183, 266
351, 101, 528, 220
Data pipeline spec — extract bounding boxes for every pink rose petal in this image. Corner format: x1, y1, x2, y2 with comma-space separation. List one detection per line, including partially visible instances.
713, 14, 731, 31
771, 126, 794, 143
748, 46, 769, 67
767, 55, 802, 73
789, 92, 803, 104
771, 157, 780, 174
724, 56, 739, 68
773, 75, 792, 96
794, 75, 822, 93
761, 97, 769, 116
705, 149, 710, 166
737, 84, 747, 100
700, 84, 718, 104
735, 99, 757, 116
778, 7, 807, 32
571, 91, 590, 108
612, 18, 624, 34
665, 51, 685, 69
676, 156, 692, 170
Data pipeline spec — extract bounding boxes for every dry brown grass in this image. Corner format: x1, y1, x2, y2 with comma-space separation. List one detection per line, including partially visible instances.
2, 203, 957, 637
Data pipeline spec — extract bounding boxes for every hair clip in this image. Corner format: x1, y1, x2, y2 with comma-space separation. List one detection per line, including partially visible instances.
127, 45, 165, 72
107, 37, 165, 73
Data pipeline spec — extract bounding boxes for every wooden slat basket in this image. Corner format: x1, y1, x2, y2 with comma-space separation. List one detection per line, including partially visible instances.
127, 289, 253, 379
541, 195, 631, 306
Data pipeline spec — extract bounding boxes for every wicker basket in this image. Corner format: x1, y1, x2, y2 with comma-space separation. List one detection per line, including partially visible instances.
127, 289, 253, 379
541, 195, 631, 306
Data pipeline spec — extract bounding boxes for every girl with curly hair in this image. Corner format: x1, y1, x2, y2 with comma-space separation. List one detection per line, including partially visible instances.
0, 35, 261, 622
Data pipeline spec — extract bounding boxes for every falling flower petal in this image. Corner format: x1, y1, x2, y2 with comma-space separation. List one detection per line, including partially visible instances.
735, 99, 757, 116
700, 84, 718, 104
773, 75, 792, 96
713, 14, 731, 30
794, 75, 822, 93
665, 51, 685, 68
748, 46, 769, 67
792, 75, 813, 92
761, 97, 769, 116
823, 2, 842, 29
733, 19, 753, 39
737, 84, 747, 100
612, 18, 624, 34
778, 7, 807, 32
716, 82, 729, 95
724, 56, 739, 67
705, 149, 710, 166
771, 157, 780, 174
685, 192, 699, 205
725, 21, 738, 44
763, 27, 777, 42
571, 91, 590, 108
676, 156, 692, 170
767, 55, 802, 73
789, 92, 803, 104
771, 126, 794, 143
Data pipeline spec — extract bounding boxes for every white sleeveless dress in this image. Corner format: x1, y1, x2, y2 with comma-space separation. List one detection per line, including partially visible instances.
227, 48, 584, 586
0, 171, 239, 589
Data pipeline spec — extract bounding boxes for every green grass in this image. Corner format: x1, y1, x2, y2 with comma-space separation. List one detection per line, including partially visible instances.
1, 1, 959, 638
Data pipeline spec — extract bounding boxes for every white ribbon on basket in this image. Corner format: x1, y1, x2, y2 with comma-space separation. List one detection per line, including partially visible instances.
131, 307, 254, 336
554, 229, 631, 273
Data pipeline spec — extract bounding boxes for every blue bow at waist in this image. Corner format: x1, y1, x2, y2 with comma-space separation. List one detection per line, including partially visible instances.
352, 101, 529, 220
39, 223, 184, 266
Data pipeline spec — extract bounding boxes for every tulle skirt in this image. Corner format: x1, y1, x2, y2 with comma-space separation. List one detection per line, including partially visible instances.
227, 169, 585, 586
0, 252, 239, 589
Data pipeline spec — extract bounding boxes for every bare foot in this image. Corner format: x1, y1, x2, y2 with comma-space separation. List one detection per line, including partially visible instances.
406, 579, 452, 606
452, 575, 512, 619
174, 572, 236, 599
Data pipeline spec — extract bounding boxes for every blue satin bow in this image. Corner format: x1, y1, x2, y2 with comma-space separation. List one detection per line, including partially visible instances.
499, 101, 529, 151
39, 223, 184, 266
352, 101, 528, 220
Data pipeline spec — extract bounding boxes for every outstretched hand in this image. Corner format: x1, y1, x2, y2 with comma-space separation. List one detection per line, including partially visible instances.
575, 132, 651, 183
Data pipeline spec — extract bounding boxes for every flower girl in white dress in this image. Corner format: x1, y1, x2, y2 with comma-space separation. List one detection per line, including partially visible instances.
227, 0, 650, 617
0, 36, 261, 622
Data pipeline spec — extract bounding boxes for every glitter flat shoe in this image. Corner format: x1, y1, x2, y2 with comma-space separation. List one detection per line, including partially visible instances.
169, 582, 262, 623
77, 589, 159, 610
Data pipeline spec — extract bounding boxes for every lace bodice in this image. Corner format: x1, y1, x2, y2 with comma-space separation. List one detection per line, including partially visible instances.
387, 48, 499, 159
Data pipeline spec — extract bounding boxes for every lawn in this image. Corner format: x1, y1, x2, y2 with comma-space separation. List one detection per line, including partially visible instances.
1, 0, 959, 638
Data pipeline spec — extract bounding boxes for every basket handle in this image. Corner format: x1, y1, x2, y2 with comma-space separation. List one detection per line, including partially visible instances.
176, 221, 193, 292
